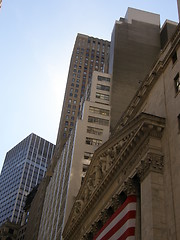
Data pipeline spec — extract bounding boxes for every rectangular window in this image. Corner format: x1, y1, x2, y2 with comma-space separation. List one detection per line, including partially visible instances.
88, 116, 109, 126
174, 73, 180, 94
97, 75, 110, 82
89, 106, 110, 116
178, 114, 180, 131
85, 137, 102, 146
172, 51, 177, 64
96, 84, 110, 92
87, 126, 103, 135
82, 164, 89, 173
96, 92, 110, 101
84, 152, 93, 159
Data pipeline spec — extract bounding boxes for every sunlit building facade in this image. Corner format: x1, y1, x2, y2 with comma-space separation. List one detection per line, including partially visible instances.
63, 10, 180, 240
56, 34, 110, 154
38, 71, 111, 239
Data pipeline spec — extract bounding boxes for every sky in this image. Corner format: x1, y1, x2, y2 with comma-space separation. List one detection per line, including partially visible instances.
0, 0, 178, 173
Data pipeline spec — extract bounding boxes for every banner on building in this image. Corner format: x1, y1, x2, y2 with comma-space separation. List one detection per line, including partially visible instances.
94, 195, 136, 240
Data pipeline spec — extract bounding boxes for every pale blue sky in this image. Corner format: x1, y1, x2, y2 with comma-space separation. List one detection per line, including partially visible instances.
0, 0, 178, 172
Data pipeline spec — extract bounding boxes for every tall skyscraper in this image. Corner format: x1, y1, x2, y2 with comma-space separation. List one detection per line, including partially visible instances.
0, 133, 55, 226
23, 34, 111, 240
63, 9, 180, 240
56, 34, 110, 154
38, 71, 111, 240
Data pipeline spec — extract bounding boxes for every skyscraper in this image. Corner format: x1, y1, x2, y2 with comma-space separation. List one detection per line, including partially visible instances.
63, 9, 180, 240
109, 8, 161, 130
38, 71, 111, 240
0, 133, 55, 226
23, 34, 111, 240
56, 34, 110, 154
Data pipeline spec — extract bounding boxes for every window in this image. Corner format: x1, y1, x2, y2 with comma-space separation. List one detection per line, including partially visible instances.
174, 73, 180, 94
86, 137, 102, 146
172, 51, 177, 64
82, 164, 89, 173
87, 126, 103, 135
89, 106, 110, 116
88, 116, 109, 126
178, 114, 180, 131
97, 84, 110, 91
98, 75, 110, 82
96, 92, 110, 101
84, 152, 93, 159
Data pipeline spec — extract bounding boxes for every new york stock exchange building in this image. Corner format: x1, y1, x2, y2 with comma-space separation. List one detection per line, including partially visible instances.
63, 20, 180, 240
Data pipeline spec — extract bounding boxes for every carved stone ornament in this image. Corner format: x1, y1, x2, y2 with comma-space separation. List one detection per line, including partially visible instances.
112, 194, 121, 211
74, 199, 84, 215
137, 152, 164, 181
123, 178, 137, 196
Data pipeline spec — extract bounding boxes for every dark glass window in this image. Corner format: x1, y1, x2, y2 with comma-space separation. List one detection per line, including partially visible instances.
174, 73, 180, 94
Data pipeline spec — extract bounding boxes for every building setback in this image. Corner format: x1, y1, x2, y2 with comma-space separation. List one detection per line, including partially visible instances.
0, 133, 55, 226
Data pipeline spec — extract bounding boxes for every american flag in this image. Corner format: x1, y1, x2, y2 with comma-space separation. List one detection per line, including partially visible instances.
94, 195, 136, 240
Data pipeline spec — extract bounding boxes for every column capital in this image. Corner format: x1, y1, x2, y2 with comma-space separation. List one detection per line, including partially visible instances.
123, 178, 138, 196
137, 152, 164, 181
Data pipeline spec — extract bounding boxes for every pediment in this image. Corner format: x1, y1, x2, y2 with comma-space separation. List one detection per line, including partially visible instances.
63, 113, 165, 239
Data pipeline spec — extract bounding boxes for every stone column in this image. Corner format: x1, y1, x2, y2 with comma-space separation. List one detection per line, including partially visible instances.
137, 153, 167, 240
123, 177, 141, 240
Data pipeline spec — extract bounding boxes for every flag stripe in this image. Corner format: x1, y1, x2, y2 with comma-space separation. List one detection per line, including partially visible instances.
101, 212, 136, 240
117, 227, 136, 240
94, 196, 136, 240
110, 220, 136, 240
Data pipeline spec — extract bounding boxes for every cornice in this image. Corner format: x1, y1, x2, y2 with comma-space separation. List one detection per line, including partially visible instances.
63, 113, 165, 239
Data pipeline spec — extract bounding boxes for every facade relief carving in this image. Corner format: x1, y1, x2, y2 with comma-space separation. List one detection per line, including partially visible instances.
123, 178, 138, 196
137, 152, 164, 181
63, 114, 165, 239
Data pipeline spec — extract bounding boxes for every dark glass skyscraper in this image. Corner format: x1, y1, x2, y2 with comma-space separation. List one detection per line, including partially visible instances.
0, 133, 55, 226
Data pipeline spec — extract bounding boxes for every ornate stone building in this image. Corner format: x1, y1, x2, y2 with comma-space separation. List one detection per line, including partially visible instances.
63, 20, 180, 240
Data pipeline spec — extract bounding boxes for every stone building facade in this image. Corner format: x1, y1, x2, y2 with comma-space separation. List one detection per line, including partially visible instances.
63, 20, 180, 240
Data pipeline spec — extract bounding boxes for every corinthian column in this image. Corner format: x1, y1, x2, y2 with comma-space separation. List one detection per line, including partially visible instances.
137, 153, 167, 240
